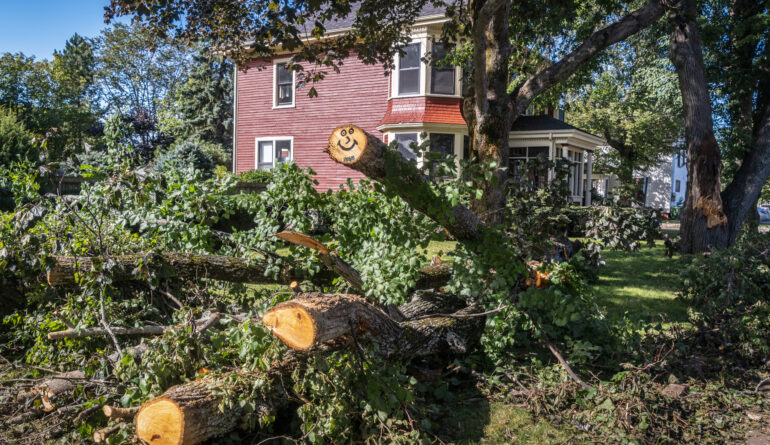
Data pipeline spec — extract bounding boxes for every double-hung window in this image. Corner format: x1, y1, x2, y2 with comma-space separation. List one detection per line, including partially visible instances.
398, 43, 421, 96
430, 42, 455, 95
256, 138, 292, 170
275, 63, 294, 107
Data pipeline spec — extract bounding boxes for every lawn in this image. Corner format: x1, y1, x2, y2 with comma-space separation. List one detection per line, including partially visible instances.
423, 239, 687, 325
590, 241, 688, 324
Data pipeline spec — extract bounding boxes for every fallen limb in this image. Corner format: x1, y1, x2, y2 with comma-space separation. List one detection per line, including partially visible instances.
276, 231, 452, 291
47, 313, 222, 340
46, 252, 335, 287
328, 125, 484, 242
262, 292, 483, 357
102, 405, 139, 421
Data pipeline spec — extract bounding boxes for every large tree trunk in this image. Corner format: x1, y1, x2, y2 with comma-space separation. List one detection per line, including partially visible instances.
467, 0, 513, 224
668, 0, 730, 253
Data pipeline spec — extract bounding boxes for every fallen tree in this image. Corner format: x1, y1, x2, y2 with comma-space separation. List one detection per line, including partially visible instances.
47, 250, 451, 290
47, 313, 222, 341
46, 252, 330, 287
135, 290, 481, 444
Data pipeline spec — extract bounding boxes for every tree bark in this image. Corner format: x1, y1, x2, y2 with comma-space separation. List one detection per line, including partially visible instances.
102, 405, 139, 421
668, 0, 730, 253
135, 291, 481, 445
468, 0, 513, 224
262, 292, 483, 357
327, 125, 485, 241
135, 378, 256, 445
46, 252, 334, 287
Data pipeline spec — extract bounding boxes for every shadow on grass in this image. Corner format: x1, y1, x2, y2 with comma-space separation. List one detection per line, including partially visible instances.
592, 242, 690, 324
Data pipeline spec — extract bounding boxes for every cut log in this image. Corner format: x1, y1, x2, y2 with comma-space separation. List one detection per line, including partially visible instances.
327, 125, 485, 242
262, 293, 398, 350
46, 252, 335, 287
262, 292, 483, 357
102, 405, 139, 421
135, 376, 274, 445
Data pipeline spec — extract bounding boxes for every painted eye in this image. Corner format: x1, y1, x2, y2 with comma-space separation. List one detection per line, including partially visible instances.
349, 128, 354, 134
340, 129, 347, 137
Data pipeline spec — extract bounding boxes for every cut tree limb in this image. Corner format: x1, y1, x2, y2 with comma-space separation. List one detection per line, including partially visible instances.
262, 292, 483, 357
135, 291, 479, 445
46, 252, 335, 287
327, 125, 484, 242
16, 371, 85, 412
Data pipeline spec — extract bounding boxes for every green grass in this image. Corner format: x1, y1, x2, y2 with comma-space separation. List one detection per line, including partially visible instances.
590, 241, 688, 324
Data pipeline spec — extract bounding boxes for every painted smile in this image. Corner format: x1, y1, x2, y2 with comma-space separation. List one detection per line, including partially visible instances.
337, 136, 358, 152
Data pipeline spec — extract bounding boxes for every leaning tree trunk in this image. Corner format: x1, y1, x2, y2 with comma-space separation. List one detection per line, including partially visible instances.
668, 0, 730, 253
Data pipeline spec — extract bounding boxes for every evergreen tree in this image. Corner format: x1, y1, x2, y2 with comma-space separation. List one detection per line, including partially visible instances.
170, 48, 233, 151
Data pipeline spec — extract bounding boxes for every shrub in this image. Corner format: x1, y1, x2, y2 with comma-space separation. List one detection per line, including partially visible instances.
679, 232, 770, 363
0, 108, 38, 169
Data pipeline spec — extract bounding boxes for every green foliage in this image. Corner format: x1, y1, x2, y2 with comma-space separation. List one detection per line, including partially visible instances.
0, 108, 37, 169
162, 47, 233, 151
679, 232, 770, 363
153, 139, 217, 175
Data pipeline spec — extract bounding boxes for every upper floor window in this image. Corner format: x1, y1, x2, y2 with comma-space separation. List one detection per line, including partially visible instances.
256, 137, 292, 170
398, 43, 421, 96
430, 43, 455, 95
275, 63, 294, 107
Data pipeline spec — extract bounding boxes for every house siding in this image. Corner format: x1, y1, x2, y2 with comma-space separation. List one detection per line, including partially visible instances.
235, 55, 389, 191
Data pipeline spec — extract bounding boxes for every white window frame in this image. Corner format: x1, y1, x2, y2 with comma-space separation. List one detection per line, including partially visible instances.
426, 40, 462, 98
272, 59, 296, 109
254, 136, 294, 170
394, 42, 424, 97
567, 149, 584, 198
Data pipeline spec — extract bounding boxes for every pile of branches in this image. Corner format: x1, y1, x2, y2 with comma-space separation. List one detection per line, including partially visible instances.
1, 124, 550, 444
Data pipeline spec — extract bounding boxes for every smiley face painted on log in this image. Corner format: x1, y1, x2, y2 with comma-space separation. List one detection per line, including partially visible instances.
336, 127, 358, 152
328, 124, 367, 165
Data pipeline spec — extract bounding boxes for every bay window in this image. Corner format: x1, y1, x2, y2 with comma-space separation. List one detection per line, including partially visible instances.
430, 43, 455, 95
398, 43, 421, 95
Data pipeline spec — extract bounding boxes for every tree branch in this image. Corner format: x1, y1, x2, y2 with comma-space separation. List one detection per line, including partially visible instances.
513, 0, 666, 115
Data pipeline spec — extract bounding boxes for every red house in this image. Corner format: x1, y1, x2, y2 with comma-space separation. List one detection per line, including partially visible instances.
232, 7, 604, 203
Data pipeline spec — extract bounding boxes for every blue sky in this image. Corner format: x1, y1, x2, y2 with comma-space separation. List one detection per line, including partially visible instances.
0, 0, 121, 60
